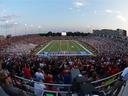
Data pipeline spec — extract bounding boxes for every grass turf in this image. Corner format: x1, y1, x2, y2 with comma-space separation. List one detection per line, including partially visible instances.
36, 40, 94, 56
41, 40, 86, 52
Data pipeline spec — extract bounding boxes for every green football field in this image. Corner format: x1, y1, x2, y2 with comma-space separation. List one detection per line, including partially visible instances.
36, 40, 93, 56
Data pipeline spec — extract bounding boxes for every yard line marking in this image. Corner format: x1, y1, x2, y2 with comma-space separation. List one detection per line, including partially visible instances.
74, 41, 93, 55
48, 40, 56, 51
36, 41, 53, 55
60, 40, 62, 51
66, 40, 68, 52
67, 40, 70, 52
70, 40, 77, 51
74, 41, 85, 51
57, 40, 60, 51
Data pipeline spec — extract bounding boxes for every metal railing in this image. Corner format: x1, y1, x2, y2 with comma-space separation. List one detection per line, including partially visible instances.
14, 71, 122, 96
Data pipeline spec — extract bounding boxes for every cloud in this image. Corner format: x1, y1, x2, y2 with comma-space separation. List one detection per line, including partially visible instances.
74, 1, 84, 8
1, 22, 15, 28
69, 7, 73, 10
70, 0, 87, 11
116, 15, 127, 23
94, 10, 97, 14
104, 9, 127, 23
105, 9, 113, 14
0, 14, 19, 22
115, 11, 121, 14
105, 9, 121, 15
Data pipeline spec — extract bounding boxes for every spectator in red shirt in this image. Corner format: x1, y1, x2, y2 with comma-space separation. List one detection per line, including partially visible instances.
22, 64, 31, 79
110, 65, 120, 75
45, 73, 53, 83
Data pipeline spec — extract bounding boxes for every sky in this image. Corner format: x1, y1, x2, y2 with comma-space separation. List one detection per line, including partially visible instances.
0, 0, 128, 36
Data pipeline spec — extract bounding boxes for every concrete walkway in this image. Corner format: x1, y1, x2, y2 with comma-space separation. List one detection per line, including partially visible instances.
0, 86, 9, 96
118, 81, 128, 96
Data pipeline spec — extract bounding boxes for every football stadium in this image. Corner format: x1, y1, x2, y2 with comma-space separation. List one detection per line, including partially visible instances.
0, 33, 127, 96
0, 1, 128, 96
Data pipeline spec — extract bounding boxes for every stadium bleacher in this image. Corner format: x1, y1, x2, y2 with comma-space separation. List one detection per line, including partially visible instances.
0, 35, 128, 96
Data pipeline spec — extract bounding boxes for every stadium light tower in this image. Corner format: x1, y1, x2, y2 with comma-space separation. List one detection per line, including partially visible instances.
38, 25, 41, 33
14, 22, 18, 36
1, 23, 2, 36
24, 24, 27, 35
30, 24, 33, 34
5, 20, 9, 36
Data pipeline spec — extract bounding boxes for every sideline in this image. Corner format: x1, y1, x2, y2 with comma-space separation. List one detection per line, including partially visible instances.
74, 41, 93, 55
36, 41, 53, 55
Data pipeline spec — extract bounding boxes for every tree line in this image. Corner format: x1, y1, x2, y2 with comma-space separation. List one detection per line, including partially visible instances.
38, 31, 91, 36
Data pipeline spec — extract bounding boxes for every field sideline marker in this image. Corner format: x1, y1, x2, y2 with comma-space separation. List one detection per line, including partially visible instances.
36, 41, 53, 55
71, 40, 81, 51
74, 41, 93, 55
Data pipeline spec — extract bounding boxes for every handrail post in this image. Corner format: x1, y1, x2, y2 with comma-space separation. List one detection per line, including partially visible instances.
67, 86, 71, 96
56, 92, 58, 96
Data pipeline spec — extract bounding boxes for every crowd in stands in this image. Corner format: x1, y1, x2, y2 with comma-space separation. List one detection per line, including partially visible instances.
0, 53, 127, 84
79, 36, 128, 55
0, 35, 50, 55
0, 35, 128, 96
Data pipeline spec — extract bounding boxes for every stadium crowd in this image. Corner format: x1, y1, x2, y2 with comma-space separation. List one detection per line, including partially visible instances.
79, 36, 128, 55
0, 35, 50, 55
0, 35, 128, 96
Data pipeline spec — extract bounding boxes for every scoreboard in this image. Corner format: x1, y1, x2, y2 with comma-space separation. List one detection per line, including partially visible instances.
61, 32, 67, 36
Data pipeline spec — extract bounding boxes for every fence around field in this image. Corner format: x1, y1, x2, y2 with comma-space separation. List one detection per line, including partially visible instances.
14, 71, 122, 96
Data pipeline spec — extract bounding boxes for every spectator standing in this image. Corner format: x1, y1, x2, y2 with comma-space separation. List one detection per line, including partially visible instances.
35, 68, 45, 81
0, 68, 27, 96
107, 58, 128, 96
22, 64, 32, 79
34, 79, 46, 96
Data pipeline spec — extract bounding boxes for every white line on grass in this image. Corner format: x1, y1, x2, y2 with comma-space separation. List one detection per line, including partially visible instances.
57, 40, 60, 51
74, 41, 93, 55
71, 40, 80, 51
36, 41, 53, 55
60, 40, 62, 51
48, 40, 58, 52
66, 40, 69, 51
